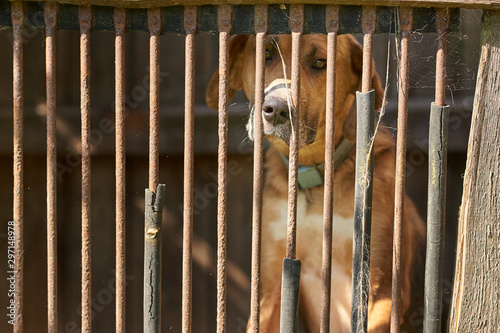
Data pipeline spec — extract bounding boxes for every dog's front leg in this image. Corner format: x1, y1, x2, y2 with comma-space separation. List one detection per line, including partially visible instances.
367, 298, 392, 332
246, 282, 281, 333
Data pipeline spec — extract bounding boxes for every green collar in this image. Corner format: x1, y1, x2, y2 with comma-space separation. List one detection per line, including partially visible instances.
281, 137, 355, 189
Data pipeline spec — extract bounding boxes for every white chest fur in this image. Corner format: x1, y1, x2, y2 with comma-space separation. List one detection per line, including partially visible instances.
266, 193, 354, 246
263, 193, 354, 331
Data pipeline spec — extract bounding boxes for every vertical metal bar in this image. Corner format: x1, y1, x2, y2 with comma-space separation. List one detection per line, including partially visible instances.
144, 8, 162, 333
361, 7, 376, 93
148, 8, 161, 192
321, 6, 339, 333
45, 3, 58, 332
11, 2, 24, 332
434, 9, 449, 108
79, 6, 92, 333
351, 6, 376, 333
114, 8, 127, 333
279, 258, 301, 333
286, 4, 303, 261
391, 8, 412, 333
182, 6, 197, 333
424, 8, 450, 333
279, 6, 303, 333
216, 6, 231, 333
250, 5, 267, 333
144, 183, 165, 333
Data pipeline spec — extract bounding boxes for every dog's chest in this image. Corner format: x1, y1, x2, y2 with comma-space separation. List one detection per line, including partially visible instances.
263, 193, 354, 331
265, 193, 354, 270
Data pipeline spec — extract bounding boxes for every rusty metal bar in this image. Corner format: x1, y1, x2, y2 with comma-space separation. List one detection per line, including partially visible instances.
279, 6, 303, 333
350, 6, 376, 333
249, 5, 267, 333
361, 6, 376, 92
320, 5, 339, 333
144, 8, 162, 333
45, 2, 58, 332
182, 6, 197, 333
435, 9, 449, 107
113, 7, 127, 333
286, 4, 303, 261
216, 5, 231, 333
148, 8, 161, 192
391, 7, 412, 333
11, 2, 24, 331
423, 8, 450, 333
79, 6, 92, 333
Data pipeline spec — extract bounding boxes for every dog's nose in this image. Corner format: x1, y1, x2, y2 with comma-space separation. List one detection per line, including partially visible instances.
262, 97, 289, 124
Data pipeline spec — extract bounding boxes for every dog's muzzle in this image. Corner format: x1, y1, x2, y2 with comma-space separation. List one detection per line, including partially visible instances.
261, 81, 293, 136
262, 96, 289, 126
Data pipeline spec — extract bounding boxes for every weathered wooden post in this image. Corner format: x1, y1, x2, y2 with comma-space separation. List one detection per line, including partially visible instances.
449, 9, 500, 332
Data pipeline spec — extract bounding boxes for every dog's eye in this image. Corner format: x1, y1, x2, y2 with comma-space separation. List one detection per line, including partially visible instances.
265, 49, 272, 60
313, 59, 327, 70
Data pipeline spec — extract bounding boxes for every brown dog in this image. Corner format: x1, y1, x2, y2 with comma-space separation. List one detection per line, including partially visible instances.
206, 34, 425, 332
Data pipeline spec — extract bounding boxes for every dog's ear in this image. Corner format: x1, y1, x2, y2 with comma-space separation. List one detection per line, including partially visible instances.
342, 38, 385, 141
206, 35, 250, 110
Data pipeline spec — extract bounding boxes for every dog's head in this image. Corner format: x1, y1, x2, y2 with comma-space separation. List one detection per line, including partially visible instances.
206, 34, 384, 165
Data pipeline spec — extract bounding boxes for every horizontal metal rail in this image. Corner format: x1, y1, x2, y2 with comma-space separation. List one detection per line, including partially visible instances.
0, 2, 462, 34
17, 0, 500, 10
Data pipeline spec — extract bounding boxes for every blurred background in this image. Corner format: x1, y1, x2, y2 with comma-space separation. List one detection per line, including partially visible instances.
0, 5, 481, 332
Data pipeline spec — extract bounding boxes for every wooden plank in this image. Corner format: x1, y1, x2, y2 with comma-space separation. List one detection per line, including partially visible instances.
449, 9, 500, 333
15, 0, 500, 10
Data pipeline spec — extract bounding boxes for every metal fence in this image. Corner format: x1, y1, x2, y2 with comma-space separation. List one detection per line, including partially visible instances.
1, 1, 492, 332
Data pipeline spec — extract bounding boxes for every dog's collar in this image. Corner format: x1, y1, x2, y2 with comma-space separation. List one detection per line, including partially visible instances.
281, 137, 355, 189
